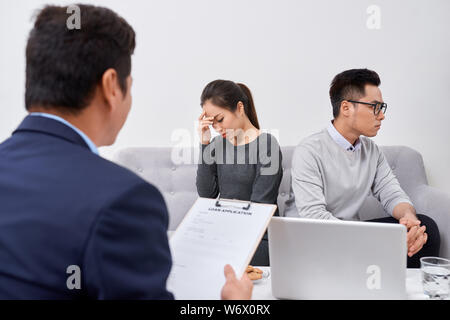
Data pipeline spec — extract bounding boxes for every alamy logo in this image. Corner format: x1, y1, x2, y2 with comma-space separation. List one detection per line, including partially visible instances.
66, 265, 81, 290
366, 265, 381, 290
366, 5, 381, 30
66, 5, 81, 30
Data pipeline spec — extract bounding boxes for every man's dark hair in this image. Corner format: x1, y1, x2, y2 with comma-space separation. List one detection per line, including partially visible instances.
25, 4, 136, 114
329, 68, 380, 118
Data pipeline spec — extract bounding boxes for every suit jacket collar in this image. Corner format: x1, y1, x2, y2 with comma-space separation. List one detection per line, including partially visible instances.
13, 115, 90, 150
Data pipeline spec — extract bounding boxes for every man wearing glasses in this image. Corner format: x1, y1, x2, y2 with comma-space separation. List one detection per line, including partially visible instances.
284, 68, 440, 268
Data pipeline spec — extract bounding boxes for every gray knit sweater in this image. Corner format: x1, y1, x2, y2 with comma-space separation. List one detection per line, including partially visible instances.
196, 133, 283, 209
284, 128, 412, 220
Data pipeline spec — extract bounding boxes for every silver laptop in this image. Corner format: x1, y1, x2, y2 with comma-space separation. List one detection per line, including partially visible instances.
268, 217, 407, 300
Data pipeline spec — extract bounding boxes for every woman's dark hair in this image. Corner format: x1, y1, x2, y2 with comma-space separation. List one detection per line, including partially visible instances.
329, 68, 381, 118
200, 80, 260, 129
25, 4, 136, 114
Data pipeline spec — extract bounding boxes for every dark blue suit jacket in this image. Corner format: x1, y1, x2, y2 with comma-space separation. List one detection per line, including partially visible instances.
0, 115, 174, 299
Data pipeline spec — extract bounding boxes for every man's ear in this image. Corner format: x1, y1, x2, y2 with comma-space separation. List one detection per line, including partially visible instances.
100, 68, 122, 111
340, 100, 352, 117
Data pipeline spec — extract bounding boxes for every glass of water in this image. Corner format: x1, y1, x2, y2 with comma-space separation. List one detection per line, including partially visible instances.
420, 257, 450, 300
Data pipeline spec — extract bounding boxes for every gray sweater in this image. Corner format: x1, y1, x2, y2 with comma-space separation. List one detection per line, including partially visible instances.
284, 128, 412, 220
196, 133, 283, 266
196, 133, 283, 209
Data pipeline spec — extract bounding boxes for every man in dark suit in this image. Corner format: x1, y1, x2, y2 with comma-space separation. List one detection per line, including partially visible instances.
0, 4, 252, 299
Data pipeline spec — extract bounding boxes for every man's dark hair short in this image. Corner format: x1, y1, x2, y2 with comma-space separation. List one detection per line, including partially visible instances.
25, 4, 136, 114
329, 68, 380, 118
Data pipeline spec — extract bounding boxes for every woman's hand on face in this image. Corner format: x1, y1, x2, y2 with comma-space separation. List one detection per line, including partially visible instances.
198, 110, 214, 145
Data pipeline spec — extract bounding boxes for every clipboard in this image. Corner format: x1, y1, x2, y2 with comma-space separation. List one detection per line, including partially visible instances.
167, 197, 277, 300
214, 197, 251, 210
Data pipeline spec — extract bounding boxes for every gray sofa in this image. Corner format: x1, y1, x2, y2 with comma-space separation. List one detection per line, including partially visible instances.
114, 145, 450, 259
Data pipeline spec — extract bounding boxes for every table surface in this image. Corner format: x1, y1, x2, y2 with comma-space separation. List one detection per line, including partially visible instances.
251, 267, 437, 300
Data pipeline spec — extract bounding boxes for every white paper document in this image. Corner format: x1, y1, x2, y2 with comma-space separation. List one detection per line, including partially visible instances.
167, 197, 276, 299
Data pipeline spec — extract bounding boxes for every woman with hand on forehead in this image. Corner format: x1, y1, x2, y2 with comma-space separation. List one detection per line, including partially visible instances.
196, 79, 283, 267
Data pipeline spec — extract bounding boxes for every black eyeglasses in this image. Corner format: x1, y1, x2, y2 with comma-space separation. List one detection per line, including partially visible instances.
346, 100, 387, 116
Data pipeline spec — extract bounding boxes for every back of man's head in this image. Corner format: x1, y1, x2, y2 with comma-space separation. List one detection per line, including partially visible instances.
25, 4, 135, 115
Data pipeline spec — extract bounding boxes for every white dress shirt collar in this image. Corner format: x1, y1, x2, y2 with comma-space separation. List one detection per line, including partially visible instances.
327, 120, 361, 152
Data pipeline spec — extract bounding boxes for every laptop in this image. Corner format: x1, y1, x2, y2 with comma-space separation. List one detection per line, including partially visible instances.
268, 217, 407, 300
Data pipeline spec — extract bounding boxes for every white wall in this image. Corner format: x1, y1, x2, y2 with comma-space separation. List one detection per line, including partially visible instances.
1, 0, 449, 194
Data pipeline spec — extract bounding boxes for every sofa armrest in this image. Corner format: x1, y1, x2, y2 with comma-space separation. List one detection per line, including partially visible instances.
410, 184, 450, 259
